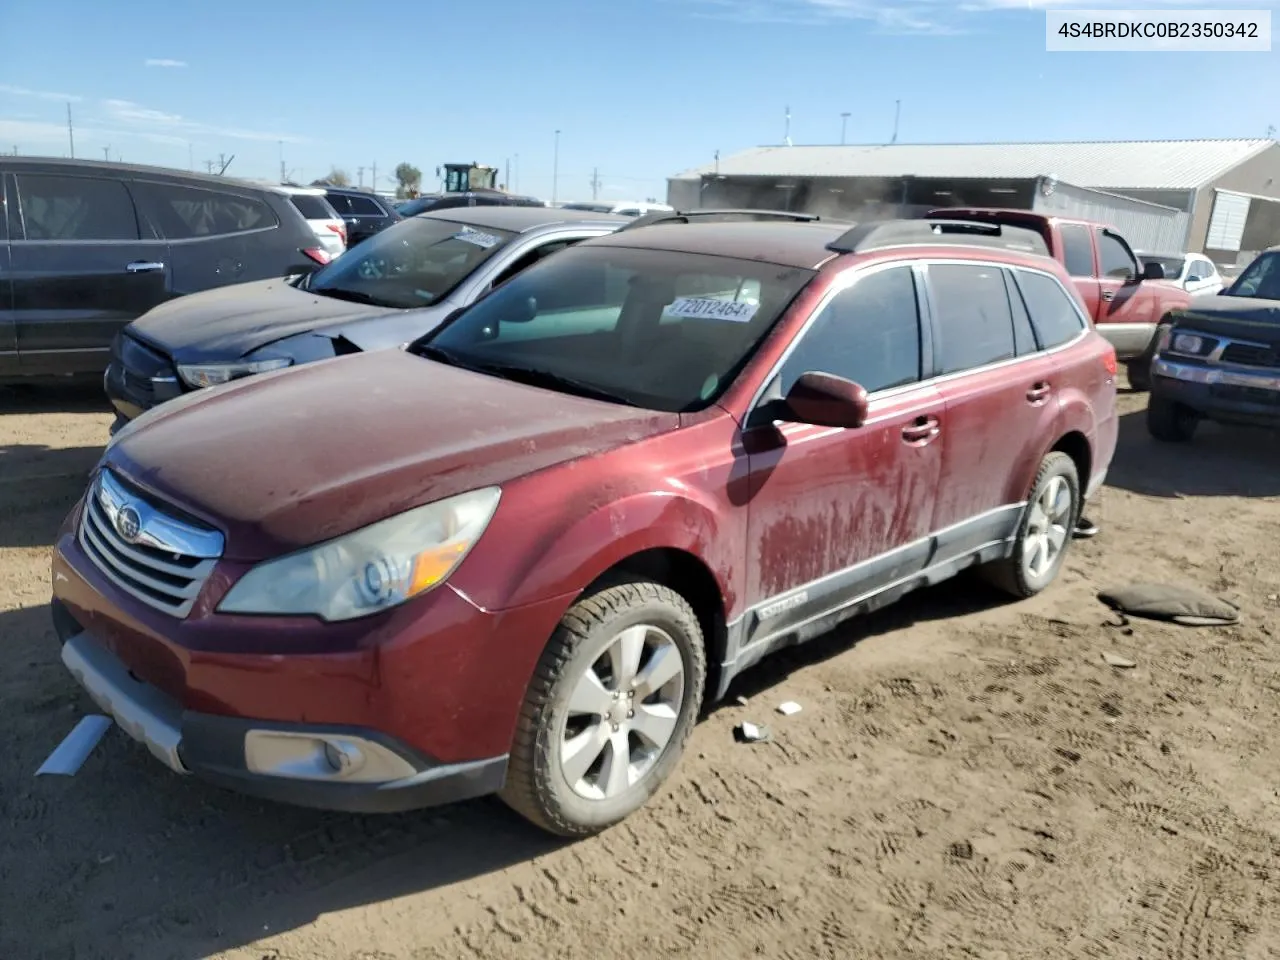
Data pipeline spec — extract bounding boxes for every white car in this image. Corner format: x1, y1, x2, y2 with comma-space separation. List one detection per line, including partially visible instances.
560, 200, 674, 218
1138, 251, 1224, 296
278, 185, 348, 258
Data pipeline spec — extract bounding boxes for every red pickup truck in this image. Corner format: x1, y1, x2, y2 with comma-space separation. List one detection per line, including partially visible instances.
929, 208, 1190, 388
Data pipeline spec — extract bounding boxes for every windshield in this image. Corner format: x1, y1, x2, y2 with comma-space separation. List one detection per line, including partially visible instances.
305, 216, 517, 309
1143, 255, 1184, 279
417, 245, 815, 412
1227, 251, 1280, 301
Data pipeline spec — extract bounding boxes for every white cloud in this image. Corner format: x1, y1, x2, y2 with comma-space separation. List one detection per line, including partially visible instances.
687, 0, 1258, 32
144, 58, 188, 68
0, 83, 83, 103
99, 97, 306, 144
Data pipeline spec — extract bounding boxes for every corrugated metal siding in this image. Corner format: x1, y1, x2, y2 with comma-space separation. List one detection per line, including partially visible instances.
1033, 181, 1190, 252
670, 140, 1276, 191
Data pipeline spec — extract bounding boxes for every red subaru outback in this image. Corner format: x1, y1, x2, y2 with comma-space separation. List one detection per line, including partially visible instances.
51, 212, 1118, 836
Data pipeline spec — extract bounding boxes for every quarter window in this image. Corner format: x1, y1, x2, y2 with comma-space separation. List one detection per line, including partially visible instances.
15, 174, 139, 241
779, 266, 922, 394
929, 263, 1016, 374
1059, 224, 1094, 277
1014, 270, 1086, 349
137, 182, 276, 239
1096, 230, 1138, 280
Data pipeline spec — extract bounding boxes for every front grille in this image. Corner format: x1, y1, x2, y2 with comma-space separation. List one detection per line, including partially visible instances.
78, 470, 224, 618
1219, 342, 1279, 368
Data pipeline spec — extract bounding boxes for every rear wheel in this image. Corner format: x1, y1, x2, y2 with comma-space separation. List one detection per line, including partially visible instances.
500, 579, 706, 837
1147, 394, 1198, 442
982, 452, 1080, 599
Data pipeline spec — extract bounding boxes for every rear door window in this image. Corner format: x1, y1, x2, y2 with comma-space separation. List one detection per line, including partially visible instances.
1013, 269, 1087, 350
1058, 224, 1094, 277
14, 174, 139, 241
928, 263, 1016, 374
135, 182, 277, 239
779, 265, 921, 394
344, 194, 384, 216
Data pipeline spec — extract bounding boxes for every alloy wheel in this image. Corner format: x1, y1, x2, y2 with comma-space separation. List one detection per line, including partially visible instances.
1023, 475, 1074, 580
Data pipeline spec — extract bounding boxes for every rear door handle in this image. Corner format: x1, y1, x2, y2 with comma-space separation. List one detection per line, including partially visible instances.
901, 415, 940, 445
126, 261, 165, 274
1100, 290, 1115, 302
1026, 381, 1052, 403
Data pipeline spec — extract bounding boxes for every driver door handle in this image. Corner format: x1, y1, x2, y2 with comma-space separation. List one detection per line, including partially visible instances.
1026, 381, 1052, 404
126, 261, 165, 274
1100, 290, 1115, 302
902, 415, 940, 445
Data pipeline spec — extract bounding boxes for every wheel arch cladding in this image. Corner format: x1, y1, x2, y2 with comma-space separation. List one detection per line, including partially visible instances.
1050, 430, 1091, 492
581, 548, 728, 703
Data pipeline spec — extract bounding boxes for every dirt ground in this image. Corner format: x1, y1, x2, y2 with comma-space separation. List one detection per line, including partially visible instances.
2, 381, 1279, 960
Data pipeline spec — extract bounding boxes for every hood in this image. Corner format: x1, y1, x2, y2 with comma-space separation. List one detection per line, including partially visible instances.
128, 278, 402, 363
103, 350, 679, 560
1172, 294, 1280, 345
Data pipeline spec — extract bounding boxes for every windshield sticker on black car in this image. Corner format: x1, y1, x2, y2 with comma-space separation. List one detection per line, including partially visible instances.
453, 228, 502, 249
663, 297, 759, 323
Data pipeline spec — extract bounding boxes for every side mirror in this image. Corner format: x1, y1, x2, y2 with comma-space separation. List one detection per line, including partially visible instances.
505, 296, 538, 323
782, 372, 869, 429
1142, 261, 1166, 281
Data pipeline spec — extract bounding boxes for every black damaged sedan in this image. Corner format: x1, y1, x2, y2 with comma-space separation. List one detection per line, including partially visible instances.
105, 206, 625, 431
1147, 246, 1280, 442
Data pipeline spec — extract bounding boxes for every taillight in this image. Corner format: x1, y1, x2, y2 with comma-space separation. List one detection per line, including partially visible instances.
1101, 342, 1117, 377
302, 247, 332, 265
326, 223, 347, 244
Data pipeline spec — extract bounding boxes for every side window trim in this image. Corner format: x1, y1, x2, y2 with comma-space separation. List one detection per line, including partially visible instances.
1002, 267, 1044, 354
747, 259, 933, 415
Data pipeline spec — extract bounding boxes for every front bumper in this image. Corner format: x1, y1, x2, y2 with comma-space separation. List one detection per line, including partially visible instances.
1152, 356, 1280, 428
50, 506, 574, 813
56, 623, 506, 813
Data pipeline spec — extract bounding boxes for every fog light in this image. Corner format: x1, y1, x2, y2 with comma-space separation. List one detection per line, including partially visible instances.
323, 739, 365, 776
1173, 333, 1204, 354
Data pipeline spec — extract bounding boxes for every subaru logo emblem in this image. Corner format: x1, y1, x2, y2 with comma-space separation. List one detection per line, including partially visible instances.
116, 505, 142, 543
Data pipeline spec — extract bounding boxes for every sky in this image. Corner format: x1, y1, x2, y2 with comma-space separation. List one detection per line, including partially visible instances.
1, 0, 1276, 203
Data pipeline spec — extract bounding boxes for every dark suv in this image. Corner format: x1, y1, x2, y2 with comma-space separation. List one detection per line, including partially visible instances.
319, 187, 401, 246
1147, 245, 1280, 441
0, 158, 325, 381
51, 211, 1117, 837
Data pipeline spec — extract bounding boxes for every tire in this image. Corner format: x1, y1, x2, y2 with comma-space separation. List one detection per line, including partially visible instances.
981, 451, 1081, 599
500, 579, 707, 837
1147, 393, 1198, 442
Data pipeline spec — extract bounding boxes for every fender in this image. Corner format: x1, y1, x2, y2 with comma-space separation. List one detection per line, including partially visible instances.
449, 451, 744, 619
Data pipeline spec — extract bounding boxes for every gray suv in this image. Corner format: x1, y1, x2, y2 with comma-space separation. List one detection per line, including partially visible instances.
105, 206, 627, 429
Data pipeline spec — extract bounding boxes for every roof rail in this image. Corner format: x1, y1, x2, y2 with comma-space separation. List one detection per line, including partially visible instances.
617, 208, 820, 233
827, 218, 1050, 257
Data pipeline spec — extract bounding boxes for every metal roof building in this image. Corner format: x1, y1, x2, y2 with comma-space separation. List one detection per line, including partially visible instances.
668, 139, 1280, 261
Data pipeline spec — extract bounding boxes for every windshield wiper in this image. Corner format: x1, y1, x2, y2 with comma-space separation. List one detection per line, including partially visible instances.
312, 286, 396, 308
412, 343, 467, 367
467, 361, 638, 406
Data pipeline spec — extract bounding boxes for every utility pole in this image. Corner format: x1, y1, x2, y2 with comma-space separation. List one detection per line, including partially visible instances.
840, 112, 851, 145
590, 167, 601, 201
552, 130, 561, 205
514, 153, 520, 193
357, 166, 365, 188
784, 105, 792, 146
278, 140, 285, 183
218, 153, 227, 175
187, 141, 193, 171
891, 100, 901, 145
371, 161, 377, 193
67, 102, 75, 159
205, 159, 215, 174
505, 157, 510, 192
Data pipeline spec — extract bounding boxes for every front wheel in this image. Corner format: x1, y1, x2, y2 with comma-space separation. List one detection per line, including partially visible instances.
982, 452, 1080, 599
1147, 394, 1198, 442
500, 579, 707, 837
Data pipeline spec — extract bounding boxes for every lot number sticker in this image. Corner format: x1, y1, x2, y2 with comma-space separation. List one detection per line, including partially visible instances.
453, 228, 502, 249
664, 297, 759, 323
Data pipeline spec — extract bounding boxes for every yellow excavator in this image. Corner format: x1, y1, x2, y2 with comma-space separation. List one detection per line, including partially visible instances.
438, 162, 500, 194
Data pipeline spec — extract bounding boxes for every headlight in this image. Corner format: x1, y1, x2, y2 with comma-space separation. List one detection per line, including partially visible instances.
218, 487, 501, 621
177, 357, 291, 389
1172, 333, 1204, 354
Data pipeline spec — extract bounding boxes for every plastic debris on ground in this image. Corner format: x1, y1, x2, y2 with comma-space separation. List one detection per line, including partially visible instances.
776, 701, 802, 716
734, 722, 772, 743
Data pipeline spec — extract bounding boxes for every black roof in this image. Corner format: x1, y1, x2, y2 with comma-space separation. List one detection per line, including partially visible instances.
1, 155, 281, 193
420, 205, 629, 232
